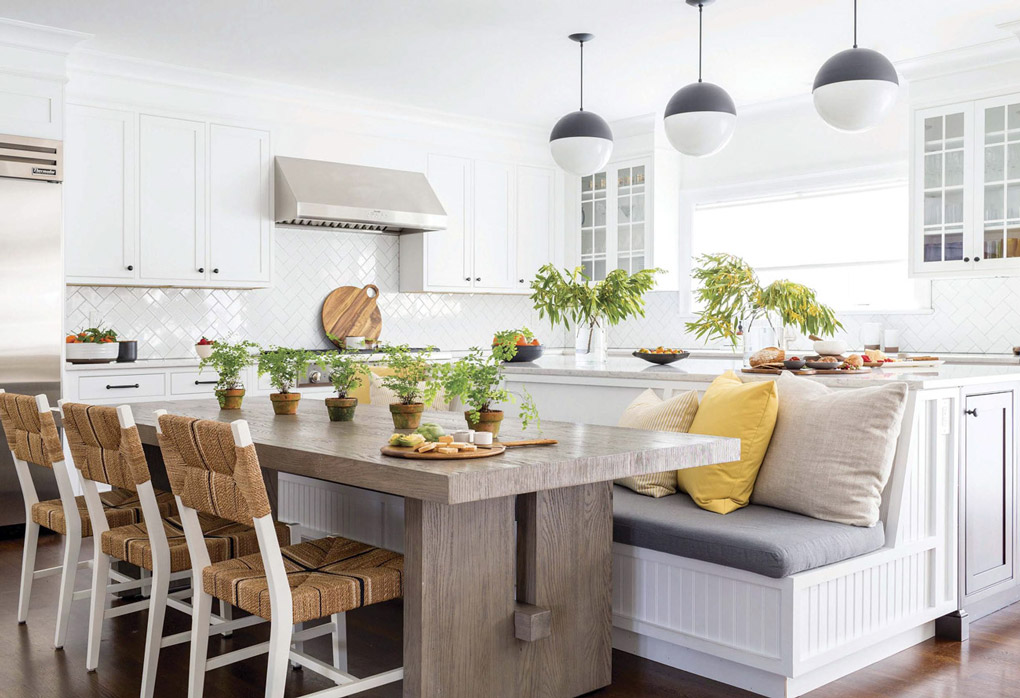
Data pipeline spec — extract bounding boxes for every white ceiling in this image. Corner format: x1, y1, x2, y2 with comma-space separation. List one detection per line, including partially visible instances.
1, 0, 1017, 128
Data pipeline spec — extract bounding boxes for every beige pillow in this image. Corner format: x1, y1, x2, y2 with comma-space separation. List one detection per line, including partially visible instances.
752, 372, 908, 527
614, 389, 699, 498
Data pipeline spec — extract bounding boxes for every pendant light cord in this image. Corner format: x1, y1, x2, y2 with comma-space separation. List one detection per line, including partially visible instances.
698, 3, 704, 82
853, 0, 858, 48
579, 39, 584, 111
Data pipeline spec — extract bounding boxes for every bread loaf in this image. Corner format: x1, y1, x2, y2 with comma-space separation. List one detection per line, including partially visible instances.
749, 347, 785, 367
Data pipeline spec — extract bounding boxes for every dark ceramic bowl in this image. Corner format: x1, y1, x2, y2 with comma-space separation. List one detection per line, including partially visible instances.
633, 351, 691, 365
783, 358, 806, 370
496, 344, 544, 363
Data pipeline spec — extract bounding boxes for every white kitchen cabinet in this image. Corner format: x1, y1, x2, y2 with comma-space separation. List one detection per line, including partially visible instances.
515, 166, 555, 290
401, 155, 556, 294
64, 105, 138, 281
579, 158, 652, 282
208, 124, 271, 284
64, 106, 272, 289
139, 114, 207, 282
911, 92, 1020, 278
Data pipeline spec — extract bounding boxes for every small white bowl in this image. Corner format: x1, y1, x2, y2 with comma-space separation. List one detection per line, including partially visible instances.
196, 343, 215, 359
812, 339, 848, 356
473, 431, 493, 446
452, 430, 474, 443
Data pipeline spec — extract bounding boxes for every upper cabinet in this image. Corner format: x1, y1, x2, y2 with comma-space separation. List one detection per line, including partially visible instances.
400, 154, 557, 294
65, 105, 272, 288
912, 93, 1020, 278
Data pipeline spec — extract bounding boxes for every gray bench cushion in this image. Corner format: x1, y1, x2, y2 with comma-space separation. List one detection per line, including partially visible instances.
613, 486, 885, 578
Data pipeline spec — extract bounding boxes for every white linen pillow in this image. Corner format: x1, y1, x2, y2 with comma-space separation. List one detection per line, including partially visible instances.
614, 389, 700, 498
751, 372, 908, 527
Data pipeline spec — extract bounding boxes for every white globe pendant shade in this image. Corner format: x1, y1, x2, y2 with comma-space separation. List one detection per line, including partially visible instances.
663, 81, 737, 157
549, 110, 614, 176
813, 48, 899, 132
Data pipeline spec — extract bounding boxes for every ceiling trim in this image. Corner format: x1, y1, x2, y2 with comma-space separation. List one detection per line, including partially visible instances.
896, 37, 1019, 81
0, 17, 90, 54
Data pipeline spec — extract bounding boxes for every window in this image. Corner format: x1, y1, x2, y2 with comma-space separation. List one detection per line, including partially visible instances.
692, 182, 929, 312
580, 162, 649, 281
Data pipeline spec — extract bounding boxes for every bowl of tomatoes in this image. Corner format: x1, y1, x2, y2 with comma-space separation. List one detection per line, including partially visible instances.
633, 346, 690, 365
492, 329, 544, 363
65, 327, 120, 364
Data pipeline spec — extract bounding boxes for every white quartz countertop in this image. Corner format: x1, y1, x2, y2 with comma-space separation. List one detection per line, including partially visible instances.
502, 355, 1020, 390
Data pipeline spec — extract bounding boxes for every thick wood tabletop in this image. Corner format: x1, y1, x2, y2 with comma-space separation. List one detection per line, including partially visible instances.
128, 398, 739, 505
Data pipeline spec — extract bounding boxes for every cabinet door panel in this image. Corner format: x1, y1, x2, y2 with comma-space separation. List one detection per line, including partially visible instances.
963, 390, 1014, 596
209, 125, 270, 283
472, 160, 515, 290
64, 105, 137, 279
516, 166, 554, 291
139, 115, 206, 281
425, 154, 472, 288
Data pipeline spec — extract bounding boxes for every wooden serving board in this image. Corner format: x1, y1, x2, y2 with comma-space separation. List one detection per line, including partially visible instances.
322, 284, 382, 347
380, 444, 507, 460
742, 367, 818, 375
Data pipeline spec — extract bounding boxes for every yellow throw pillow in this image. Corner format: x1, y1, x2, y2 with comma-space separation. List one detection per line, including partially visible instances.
614, 389, 700, 498
678, 372, 778, 514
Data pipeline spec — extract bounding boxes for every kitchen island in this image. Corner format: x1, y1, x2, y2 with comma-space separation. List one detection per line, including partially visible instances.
125, 398, 739, 698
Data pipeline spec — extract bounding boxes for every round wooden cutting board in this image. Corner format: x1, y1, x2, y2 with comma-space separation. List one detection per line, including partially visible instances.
380, 444, 506, 460
322, 284, 382, 347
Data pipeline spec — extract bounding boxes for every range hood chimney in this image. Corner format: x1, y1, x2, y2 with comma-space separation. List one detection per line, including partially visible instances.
274, 156, 447, 234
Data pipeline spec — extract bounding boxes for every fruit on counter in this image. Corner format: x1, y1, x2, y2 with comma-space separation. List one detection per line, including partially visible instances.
66, 327, 118, 343
197, 336, 216, 346
414, 423, 446, 441
843, 354, 864, 370
492, 328, 539, 347
638, 346, 685, 355
789, 356, 801, 361
388, 433, 426, 448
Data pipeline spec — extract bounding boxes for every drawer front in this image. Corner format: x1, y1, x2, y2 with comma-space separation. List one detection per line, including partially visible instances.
78, 373, 166, 401
170, 370, 220, 395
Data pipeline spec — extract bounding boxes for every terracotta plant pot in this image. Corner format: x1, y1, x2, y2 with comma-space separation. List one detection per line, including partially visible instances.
325, 397, 358, 422
468, 409, 504, 436
216, 388, 245, 410
270, 392, 301, 415
390, 403, 424, 430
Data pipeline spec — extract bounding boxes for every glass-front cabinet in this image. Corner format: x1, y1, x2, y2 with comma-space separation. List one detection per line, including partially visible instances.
579, 158, 651, 281
912, 93, 1020, 277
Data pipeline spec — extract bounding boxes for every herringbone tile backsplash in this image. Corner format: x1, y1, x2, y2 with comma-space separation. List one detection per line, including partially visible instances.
67, 228, 1020, 358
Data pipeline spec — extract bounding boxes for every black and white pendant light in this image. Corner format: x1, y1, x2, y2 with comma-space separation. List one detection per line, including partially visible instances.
549, 33, 614, 176
813, 0, 899, 132
663, 0, 736, 158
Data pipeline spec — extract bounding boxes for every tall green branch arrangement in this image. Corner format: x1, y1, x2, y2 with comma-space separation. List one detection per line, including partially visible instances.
685, 253, 842, 348
530, 265, 661, 352
199, 340, 259, 391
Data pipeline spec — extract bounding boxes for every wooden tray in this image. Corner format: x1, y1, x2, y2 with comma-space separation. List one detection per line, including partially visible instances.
742, 367, 818, 375
380, 444, 506, 460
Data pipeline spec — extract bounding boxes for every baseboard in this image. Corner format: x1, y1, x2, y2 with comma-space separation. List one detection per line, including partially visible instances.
613, 622, 935, 698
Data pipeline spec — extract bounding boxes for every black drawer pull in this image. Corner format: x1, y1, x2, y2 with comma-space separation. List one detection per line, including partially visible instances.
194, 380, 218, 385
965, 408, 978, 417
106, 383, 139, 390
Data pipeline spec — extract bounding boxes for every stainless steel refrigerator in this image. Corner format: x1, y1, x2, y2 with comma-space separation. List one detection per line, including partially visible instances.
0, 134, 63, 528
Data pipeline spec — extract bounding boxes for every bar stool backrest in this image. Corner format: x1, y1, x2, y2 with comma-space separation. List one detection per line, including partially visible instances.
0, 390, 62, 469
61, 402, 149, 491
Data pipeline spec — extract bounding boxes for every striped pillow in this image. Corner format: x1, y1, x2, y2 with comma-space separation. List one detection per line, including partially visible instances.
614, 389, 700, 497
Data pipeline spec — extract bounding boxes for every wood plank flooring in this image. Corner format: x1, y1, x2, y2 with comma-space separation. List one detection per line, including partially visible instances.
2, 532, 1018, 697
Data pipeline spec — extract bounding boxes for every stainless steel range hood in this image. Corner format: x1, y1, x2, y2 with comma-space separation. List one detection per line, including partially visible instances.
274, 156, 447, 234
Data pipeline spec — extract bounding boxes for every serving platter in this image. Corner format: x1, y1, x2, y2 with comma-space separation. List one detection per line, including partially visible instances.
867, 359, 944, 369
380, 444, 506, 460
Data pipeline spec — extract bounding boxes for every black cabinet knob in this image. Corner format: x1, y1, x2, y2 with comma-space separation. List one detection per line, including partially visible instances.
974, 257, 981, 262
475, 277, 481, 282
213, 268, 219, 274
965, 408, 978, 417
198, 267, 205, 273
126, 264, 134, 271
963, 257, 970, 262
465, 277, 470, 281
518, 279, 525, 283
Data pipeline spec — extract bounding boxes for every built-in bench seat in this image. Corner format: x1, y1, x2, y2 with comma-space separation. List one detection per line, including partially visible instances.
613, 485, 886, 578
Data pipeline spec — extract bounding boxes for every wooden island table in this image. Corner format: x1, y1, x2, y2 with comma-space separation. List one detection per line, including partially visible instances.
127, 399, 740, 698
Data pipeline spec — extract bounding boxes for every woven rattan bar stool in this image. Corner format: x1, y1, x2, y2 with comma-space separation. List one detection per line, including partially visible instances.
156, 411, 404, 698
0, 390, 159, 649
60, 402, 288, 698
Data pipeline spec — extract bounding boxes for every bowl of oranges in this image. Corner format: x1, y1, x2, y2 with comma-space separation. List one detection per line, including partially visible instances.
492, 329, 543, 363
65, 327, 120, 364
633, 346, 690, 365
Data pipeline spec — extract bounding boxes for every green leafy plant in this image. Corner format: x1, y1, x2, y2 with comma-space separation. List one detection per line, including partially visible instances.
380, 344, 440, 406
492, 327, 535, 362
530, 265, 661, 352
256, 347, 317, 394
199, 340, 258, 391
320, 348, 370, 399
686, 253, 842, 348
437, 348, 540, 430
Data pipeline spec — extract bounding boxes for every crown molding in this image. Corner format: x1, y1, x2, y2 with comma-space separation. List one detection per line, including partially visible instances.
896, 37, 1019, 82
0, 17, 91, 55
67, 49, 546, 144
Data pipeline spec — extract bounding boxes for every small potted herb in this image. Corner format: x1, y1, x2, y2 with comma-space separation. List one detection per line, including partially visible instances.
199, 340, 258, 410
321, 348, 370, 422
257, 347, 316, 416
437, 347, 539, 436
380, 344, 440, 430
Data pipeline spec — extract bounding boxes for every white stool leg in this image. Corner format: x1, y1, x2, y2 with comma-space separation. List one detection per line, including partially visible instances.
266, 616, 293, 698
290, 621, 304, 669
140, 567, 169, 698
219, 599, 233, 638
86, 552, 111, 671
331, 613, 347, 672
139, 568, 151, 598
53, 527, 82, 649
188, 588, 212, 698
17, 520, 40, 623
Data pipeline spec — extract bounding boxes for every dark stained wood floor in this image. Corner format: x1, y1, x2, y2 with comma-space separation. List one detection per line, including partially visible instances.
2, 532, 1018, 697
